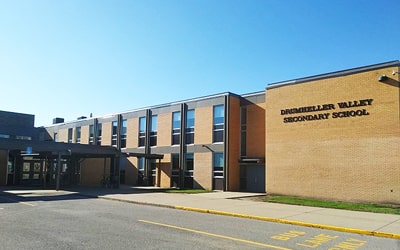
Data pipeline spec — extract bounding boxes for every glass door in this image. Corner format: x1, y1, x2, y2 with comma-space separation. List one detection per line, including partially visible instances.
21, 160, 42, 185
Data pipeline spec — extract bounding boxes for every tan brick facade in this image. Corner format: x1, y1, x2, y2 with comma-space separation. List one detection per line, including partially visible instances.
195, 106, 213, 145
194, 152, 212, 190
80, 158, 111, 186
38, 60, 398, 204
227, 96, 241, 191
266, 64, 400, 204
126, 118, 139, 148
158, 113, 172, 147
246, 102, 265, 157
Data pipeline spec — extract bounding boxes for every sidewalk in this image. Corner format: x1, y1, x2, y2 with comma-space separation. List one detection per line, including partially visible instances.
68, 186, 400, 240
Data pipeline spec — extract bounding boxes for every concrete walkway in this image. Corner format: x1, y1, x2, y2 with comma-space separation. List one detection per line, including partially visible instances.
2, 186, 399, 239
67, 186, 400, 240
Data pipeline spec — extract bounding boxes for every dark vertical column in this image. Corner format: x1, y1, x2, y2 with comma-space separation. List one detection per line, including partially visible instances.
223, 95, 229, 191
144, 109, 151, 184
179, 103, 187, 189
56, 152, 61, 191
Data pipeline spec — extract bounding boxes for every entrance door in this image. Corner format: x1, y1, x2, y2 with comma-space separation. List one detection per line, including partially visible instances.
246, 165, 265, 193
21, 160, 42, 186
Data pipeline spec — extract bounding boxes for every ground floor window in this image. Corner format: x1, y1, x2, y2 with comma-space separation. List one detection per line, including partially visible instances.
184, 153, 194, 188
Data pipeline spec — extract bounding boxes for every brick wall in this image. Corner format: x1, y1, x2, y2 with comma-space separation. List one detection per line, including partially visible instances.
266, 65, 400, 204
101, 122, 112, 146
195, 106, 213, 145
80, 158, 111, 186
158, 113, 172, 147
126, 118, 139, 148
246, 102, 266, 157
227, 96, 241, 191
194, 152, 212, 190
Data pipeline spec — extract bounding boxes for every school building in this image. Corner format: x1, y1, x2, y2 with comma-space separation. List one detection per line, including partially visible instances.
0, 60, 399, 204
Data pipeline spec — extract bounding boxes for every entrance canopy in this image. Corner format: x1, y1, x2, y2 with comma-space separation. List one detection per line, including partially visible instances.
0, 138, 119, 158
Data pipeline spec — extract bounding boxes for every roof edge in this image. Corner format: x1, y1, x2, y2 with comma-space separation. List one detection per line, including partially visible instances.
266, 60, 400, 90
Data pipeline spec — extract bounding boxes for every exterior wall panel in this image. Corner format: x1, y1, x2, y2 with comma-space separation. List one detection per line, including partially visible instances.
81, 125, 89, 145
101, 122, 112, 146
246, 102, 266, 157
194, 152, 212, 190
195, 106, 213, 145
158, 113, 172, 147
227, 96, 241, 191
80, 158, 111, 186
126, 118, 139, 148
266, 65, 400, 203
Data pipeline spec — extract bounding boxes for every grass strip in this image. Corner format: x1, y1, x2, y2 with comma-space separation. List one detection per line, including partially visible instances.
265, 195, 400, 214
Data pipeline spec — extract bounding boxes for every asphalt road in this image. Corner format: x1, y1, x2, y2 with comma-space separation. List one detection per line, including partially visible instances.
0, 191, 399, 249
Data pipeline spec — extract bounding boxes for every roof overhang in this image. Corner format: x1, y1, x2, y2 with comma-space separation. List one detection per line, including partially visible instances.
121, 149, 164, 159
238, 157, 265, 164
0, 138, 119, 158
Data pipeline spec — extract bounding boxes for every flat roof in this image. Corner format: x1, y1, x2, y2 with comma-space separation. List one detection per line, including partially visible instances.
0, 138, 119, 157
267, 60, 400, 89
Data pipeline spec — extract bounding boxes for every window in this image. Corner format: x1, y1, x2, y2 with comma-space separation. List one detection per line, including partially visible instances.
213, 152, 224, 178
16, 136, 32, 140
96, 123, 102, 145
186, 110, 194, 145
54, 133, 58, 142
89, 125, 94, 145
68, 128, 73, 143
171, 153, 180, 187
138, 117, 146, 147
185, 153, 194, 177
75, 127, 81, 143
150, 115, 157, 147
213, 105, 224, 143
138, 157, 145, 171
0, 134, 10, 139
121, 119, 127, 148
172, 111, 181, 145
184, 153, 194, 188
111, 121, 118, 146
240, 107, 247, 156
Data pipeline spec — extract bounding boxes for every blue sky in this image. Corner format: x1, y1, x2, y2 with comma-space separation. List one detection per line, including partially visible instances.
1, 0, 400, 126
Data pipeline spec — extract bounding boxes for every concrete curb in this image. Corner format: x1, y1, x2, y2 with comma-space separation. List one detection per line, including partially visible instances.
174, 206, 400, 240
81, 194, 400, 240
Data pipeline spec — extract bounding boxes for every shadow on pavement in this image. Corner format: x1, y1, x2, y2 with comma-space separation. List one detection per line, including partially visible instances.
0, 185, 169, 204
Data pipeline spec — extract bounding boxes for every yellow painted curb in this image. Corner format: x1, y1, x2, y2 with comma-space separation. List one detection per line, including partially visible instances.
174, 205, 400, 240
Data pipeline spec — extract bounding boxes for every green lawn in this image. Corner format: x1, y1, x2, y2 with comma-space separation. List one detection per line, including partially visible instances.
264, 195, 400, 215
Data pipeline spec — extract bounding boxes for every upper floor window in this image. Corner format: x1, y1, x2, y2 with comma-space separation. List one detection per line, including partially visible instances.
111, 121, 118, 146
68, 128, 73, 143
121, 119, 127, 148
96, 123, 102, 145
138, 117, 146, 147
54, 132, 58, 142
240, 107, 247, 156
75, 127, 81, 143
172, 111, 181, 145
89, 124, 94, 145
213, 105, 224, 143
150, 115, 158, 147
186, 110, 195, 145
